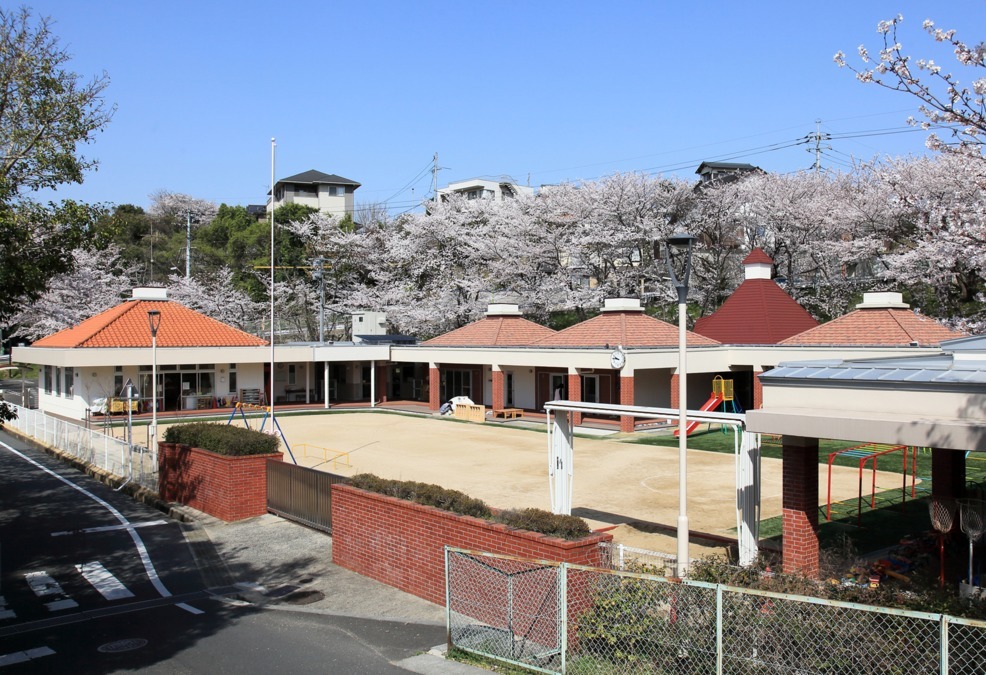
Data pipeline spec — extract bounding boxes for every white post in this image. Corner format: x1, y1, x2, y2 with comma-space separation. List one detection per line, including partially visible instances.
269, 137, 276, 425
151, 332, 158, 463
549, 409, 574, 514
737, 430, 760, 566
677, 297, 689, 577
323, 361, 329, 409
370, 360, 376, 408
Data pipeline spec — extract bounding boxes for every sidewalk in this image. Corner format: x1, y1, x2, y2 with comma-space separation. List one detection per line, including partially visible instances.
175, 507, 485, 674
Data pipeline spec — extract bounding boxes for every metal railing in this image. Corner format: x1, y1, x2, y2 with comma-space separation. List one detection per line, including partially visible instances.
3, 403, 156, 491
446, 547, 986, 674
266, 460, 347, 533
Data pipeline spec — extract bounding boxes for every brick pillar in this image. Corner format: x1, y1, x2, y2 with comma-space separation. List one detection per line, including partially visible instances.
492, 369, 505, 411
782, 436, 820, 578
932, 448, 966, 504
429, 366, 440, 411
567, 373, 582, 426
753, 370, 763, 409
620, 375, 635, 433
670, 373, 679, 409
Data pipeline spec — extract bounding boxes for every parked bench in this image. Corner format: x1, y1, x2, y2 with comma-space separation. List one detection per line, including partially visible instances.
492, 408, 524, 419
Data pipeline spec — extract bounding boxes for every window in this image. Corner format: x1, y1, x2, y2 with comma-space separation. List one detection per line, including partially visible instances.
582, 375, 599, 404
329, 185, 345, 196
294, 184, 315, 195
44, 366, 52, 394
288, 365, 296, 385
54, 367, 61, 396
114, 366, 123, 397
64, 368, 74, 398
229, 367, 237, 395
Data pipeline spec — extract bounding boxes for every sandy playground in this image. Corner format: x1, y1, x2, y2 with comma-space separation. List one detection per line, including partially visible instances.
201, 411, 907, 557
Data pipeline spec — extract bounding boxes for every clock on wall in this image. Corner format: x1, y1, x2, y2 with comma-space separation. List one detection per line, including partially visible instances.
610, 347, 626, 370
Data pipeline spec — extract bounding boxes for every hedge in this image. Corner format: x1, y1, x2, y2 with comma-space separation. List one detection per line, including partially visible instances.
163, 422, 280, 456
349, 473, 592, 540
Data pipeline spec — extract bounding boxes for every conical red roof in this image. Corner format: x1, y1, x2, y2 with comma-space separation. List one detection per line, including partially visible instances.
693, 279, 818, 344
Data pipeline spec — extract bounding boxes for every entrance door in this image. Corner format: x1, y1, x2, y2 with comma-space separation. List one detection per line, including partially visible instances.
550, 373, 566, 401
443, 369, 472, 402
582, 375, 599, 403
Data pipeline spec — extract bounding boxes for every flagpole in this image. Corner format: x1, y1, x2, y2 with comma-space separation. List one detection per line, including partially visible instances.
269, 138, 276, 431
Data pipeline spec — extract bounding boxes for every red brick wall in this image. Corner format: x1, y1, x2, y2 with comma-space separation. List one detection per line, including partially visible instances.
331, 484, 612, 605
670, 373, 679, 409
781, 437, 820, 577
158, 442, 282, 521
619, 376, 635, 433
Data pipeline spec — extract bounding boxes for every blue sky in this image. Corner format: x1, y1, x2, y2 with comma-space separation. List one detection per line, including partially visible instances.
25, 1, 985, 213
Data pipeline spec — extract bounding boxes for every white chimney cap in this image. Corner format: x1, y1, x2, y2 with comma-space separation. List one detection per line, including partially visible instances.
601, 298, 644, 312
132, 287, 168, 301
485, 303, 522, 316
856, 292, 909, 309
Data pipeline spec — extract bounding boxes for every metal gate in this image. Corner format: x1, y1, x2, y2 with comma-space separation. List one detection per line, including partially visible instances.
266, 460, 347, 533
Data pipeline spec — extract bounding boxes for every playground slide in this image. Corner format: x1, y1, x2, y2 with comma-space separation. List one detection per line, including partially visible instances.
673, 393, 724, 437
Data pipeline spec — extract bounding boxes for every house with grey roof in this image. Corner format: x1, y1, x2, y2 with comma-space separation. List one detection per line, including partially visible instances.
268, 170, 361, 217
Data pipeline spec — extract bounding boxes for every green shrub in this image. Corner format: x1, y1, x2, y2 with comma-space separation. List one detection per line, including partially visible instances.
163, 422, 280, 456
498, 508, 591, 540
349, 474, 593, 540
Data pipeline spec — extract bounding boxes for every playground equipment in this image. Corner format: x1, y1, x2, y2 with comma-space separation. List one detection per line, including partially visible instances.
673, 376, 744, 437
226, 402, 296, 463
825, 443, 917, 524
959, 498, 986, 587
930, 497, 957, 588
298, 443, 351, 470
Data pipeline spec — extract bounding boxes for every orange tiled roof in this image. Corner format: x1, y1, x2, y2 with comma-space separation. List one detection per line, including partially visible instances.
32, 300, 268, 348
424, 316, 556, 346
535, 311, 719, 348
693, 279, 819, 344
780, 308, 964, 347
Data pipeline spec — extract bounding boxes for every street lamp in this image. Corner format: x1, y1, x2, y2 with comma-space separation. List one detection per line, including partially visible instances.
147, 310, 162, 460
665, 232, 696, 577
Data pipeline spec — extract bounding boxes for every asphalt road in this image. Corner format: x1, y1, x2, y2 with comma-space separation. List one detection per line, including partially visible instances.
0, 431, 447, 673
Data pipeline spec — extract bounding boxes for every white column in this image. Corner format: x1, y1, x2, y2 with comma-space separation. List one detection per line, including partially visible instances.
305, 362, 311, 404
370, 360, 376, 408
737, 430, 761, 566
549, 409, 574, 514
677, 298, 689, 577
324, 362, 330, 409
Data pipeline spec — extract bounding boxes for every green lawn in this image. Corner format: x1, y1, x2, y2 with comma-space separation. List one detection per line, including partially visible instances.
629, 426, 986, 553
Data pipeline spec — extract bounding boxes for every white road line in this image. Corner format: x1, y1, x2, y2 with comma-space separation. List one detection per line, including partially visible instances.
25, 571, 64, 597
0, 441, 173, 600
43, 599, 78, 612
0, 646, 55, 667
51, 520, 168, 537
175, 602, 204, 615
75, 562, 135, 601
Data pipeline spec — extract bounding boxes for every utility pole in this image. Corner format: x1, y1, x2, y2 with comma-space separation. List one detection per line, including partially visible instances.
185, 211, 192, 281
431, 152, 448, 201
810, 119, 831, 174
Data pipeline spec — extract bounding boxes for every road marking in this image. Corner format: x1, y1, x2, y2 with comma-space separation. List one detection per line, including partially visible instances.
0, 646, 55, 667
233, 581, 266, 594
0, 442, 174, 600
51, 520, 168, 537
25, 572, 64, 597
0, 595, 14, 620
76, 562, 135, 601
44, 599, 78, 611
175, 603, 204, 615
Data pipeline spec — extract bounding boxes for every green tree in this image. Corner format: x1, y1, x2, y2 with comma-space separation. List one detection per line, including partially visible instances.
0, 7, 113, 321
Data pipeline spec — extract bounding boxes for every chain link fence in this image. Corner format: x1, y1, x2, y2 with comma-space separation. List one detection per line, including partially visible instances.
4, 403, 156, 491
446, 547, 986, 674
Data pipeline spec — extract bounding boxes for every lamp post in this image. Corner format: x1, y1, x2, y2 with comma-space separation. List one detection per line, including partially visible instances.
147, 310, 162, 460
665, 232, 696, 577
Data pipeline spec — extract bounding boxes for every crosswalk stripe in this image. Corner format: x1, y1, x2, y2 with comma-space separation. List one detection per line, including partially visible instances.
0, 646, 55, 667
25, 571, 77, 612
76, 562, 135, 601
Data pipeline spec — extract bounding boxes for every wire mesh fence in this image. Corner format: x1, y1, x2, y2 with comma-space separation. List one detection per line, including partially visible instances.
4, 403, 156, 491
446, 547, 986, 674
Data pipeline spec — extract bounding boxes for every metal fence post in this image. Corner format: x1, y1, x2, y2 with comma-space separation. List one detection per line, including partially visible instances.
559, 562, 568, 674
941, 613, 949, 675
445, 546, 453, 654
716, 584, 724, 674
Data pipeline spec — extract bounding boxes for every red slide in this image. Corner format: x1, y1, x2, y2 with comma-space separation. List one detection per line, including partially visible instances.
673, 393, 724, 437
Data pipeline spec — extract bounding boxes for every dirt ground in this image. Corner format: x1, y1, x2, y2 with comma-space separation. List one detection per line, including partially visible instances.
202, 411, 905, 556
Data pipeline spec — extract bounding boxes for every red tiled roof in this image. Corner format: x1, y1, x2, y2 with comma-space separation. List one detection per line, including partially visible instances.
32, 300, 268, 348
780, 308, 965, 347
693, 279, 819, 344
742, 248, 773, 265
535, 311, 719, 348
423, 316, 556, 346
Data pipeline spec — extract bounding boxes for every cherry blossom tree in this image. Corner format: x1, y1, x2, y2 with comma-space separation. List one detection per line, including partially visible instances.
836, 15, 986, 153
10, 245, 138, 341
166, 267, 265, 333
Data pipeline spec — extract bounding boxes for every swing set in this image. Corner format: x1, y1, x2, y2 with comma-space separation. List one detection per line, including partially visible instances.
226, 402, 296, 463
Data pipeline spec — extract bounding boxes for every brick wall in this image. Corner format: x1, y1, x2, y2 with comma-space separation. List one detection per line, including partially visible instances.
781, 437, 820, 577
567, 373, 582, 426
753, 370, 763, 409
429, 367, 440, 411
492, 369, 504, 411
670, 373, 679, 409
331, 484, 612, 605
158, 442, 282, 522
